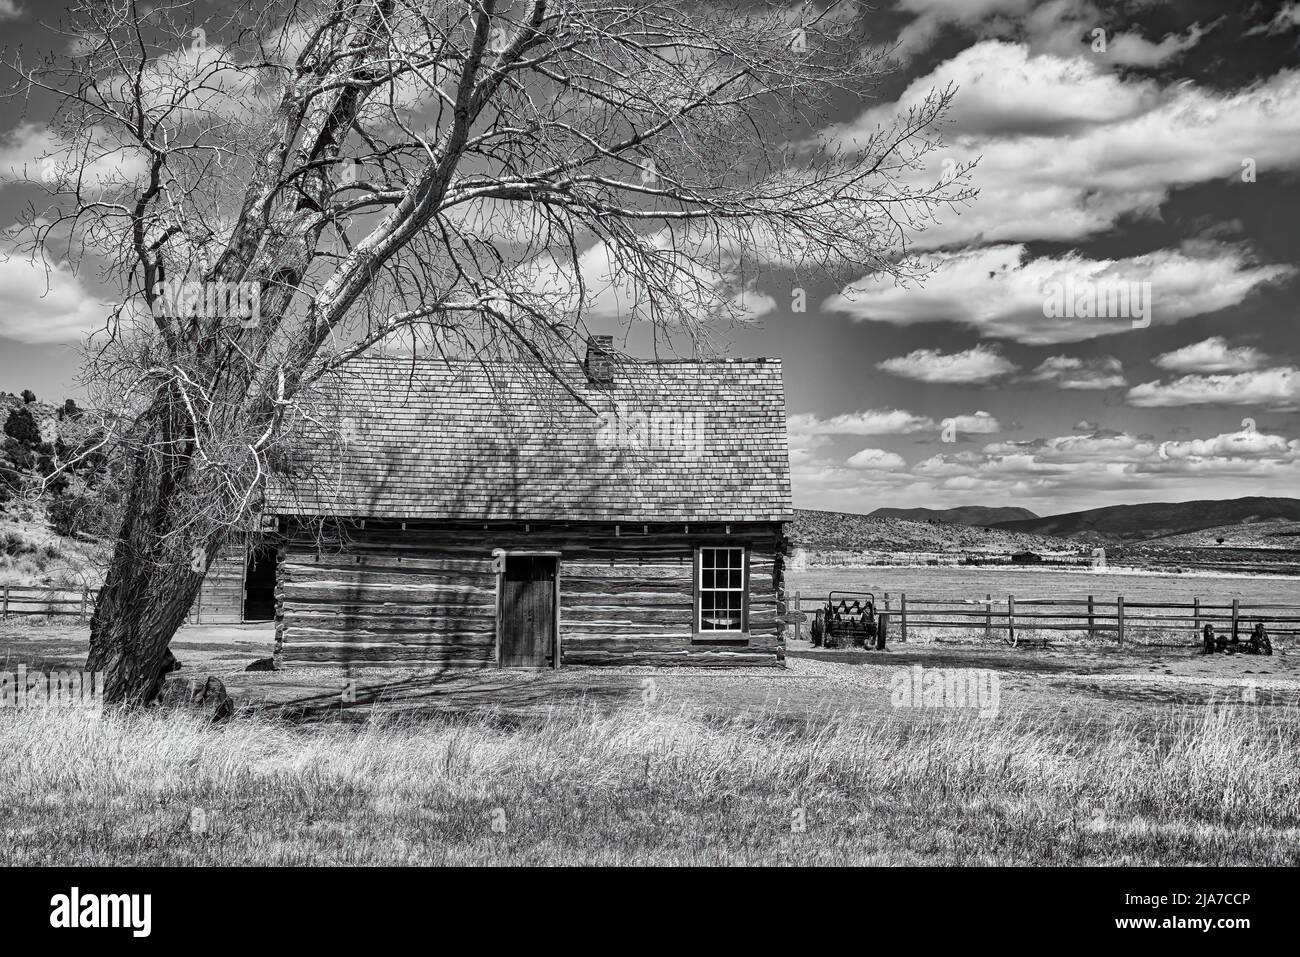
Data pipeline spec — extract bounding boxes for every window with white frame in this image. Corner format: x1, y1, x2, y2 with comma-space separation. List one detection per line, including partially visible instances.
696, 547, 746, 632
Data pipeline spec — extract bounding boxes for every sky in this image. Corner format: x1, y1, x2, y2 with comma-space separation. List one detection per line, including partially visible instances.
0, 0, 1298, 517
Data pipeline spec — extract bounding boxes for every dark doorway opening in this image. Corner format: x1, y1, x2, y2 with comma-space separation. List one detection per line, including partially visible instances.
243, 545, 277, 622
499, 555, 558, 667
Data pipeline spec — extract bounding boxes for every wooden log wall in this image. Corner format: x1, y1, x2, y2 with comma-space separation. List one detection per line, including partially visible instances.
276, 519, 786, 668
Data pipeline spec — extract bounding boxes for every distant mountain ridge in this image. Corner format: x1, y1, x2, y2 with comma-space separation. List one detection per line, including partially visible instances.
869, 505, 1038, 526
991, 496, 1300, 541
792, 509, 1075, 554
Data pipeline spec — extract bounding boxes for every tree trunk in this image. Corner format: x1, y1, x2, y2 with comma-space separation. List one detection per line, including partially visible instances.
85, 397, 222, 705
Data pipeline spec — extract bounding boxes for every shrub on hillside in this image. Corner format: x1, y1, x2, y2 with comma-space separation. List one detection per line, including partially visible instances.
4, 406, 41, 446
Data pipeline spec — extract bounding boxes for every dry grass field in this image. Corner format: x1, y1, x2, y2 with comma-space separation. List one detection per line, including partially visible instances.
789, 566, 1298, 607
2, 615, 1299, 866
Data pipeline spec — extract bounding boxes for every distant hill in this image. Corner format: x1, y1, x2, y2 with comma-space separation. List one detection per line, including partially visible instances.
792, 509, 1076, 555
868, 505, 1038, 526
0, 392, 91, 447
992, 497, 1300, 542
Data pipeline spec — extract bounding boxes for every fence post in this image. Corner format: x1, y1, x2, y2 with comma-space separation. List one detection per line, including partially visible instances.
1117, 595, 1125, 644
1231, 599, 1240, 642
80, 587, 88, 623
1087, 594, 1095, 638
2, 583, 7, 618
1192, 597, 1200, 642
985, 593, 992, 640
792, 590, 801, 641
900, 592, 908, 642
1007, 594, 1015, 645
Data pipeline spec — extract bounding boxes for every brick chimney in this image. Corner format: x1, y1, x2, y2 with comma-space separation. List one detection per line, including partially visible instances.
584, 335, 615, 385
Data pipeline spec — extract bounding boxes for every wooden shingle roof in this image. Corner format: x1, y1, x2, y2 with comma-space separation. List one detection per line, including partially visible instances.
266, 355, 793, 523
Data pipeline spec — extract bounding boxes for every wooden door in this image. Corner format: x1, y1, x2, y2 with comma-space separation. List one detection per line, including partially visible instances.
499, 555, 557, 667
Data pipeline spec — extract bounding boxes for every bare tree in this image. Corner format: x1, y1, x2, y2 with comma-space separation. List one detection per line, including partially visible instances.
3, 0, 972, 704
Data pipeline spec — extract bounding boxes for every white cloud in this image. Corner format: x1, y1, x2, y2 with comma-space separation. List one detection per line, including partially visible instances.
1028, 355, 1126, 390
0, 1, 21, 22
947, 411, 1001, 434
0, 122, 149, 194
0, 254, 109, 343
877, 344, 1017, 383
1152, 336, 1271, 374
1127, 368, 1300, 412
1102, 24, 1212, 67
788, 409, 938, 436
846, 448, 909, 470
864, 34, 1156, 138
791, 421, 1300, 512
905, 426, 1300, 502
1158, 429, 1298, 460
824, 244, 1291, 345
892, 0, 1211, 67
1245, 2, 1300, 36
821, 41, 1300, 249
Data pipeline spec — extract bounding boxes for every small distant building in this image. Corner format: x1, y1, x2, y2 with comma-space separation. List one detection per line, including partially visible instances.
1010, 550, 1043, 565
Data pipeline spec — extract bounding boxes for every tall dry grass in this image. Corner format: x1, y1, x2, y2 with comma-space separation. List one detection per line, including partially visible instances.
1, 702, 1297, 865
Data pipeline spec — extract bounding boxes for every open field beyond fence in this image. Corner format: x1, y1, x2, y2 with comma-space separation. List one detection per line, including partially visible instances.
788, 567, 1300, 645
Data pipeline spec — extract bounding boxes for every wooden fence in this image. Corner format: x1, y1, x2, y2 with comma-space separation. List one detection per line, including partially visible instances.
1, 584, 98, 621
786, 591, 1300, 646
0, 584, 227, 625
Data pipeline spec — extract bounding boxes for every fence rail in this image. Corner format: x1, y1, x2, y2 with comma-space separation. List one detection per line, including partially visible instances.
786, 590, 1300, 646
1, 585, 98, 621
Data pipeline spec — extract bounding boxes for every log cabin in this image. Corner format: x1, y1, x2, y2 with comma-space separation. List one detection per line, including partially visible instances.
257, 337, 793, 668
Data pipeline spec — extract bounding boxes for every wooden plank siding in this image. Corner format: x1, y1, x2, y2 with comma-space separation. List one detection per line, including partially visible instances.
276, 519, 787, 668
189, 545, 246, 624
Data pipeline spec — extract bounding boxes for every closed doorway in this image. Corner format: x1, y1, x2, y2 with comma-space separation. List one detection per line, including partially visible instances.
498, 554, 558, 667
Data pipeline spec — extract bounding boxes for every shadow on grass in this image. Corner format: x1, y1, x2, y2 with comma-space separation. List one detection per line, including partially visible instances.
252, 669, 639, 725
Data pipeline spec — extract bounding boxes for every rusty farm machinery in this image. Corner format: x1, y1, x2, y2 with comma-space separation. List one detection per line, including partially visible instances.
1202, 619, 1272, 656
810, 591, 888, 649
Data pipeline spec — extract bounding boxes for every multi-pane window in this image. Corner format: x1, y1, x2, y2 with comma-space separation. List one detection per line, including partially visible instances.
697, 547, 746, 632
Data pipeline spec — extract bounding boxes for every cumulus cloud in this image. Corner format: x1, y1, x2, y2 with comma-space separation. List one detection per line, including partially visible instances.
1028, 355, 1126, 390
0, 122, 149, 194
788, 409, 938, 436
904, 426, 1300, 503
788, 413, 1300, 511
876, 344, 1017, 383
0, 254, 109, 343
1245, 2, 1300, 36
1152, 336, 1271, 374
1101, 24, 1213, 67
891, 0, 1211, 66
846, 448, 909, 470
821, 41, 1300, 249
945, 411, 1002, 435
824, 244, 1291, 345
1127, 368, 1300, 412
